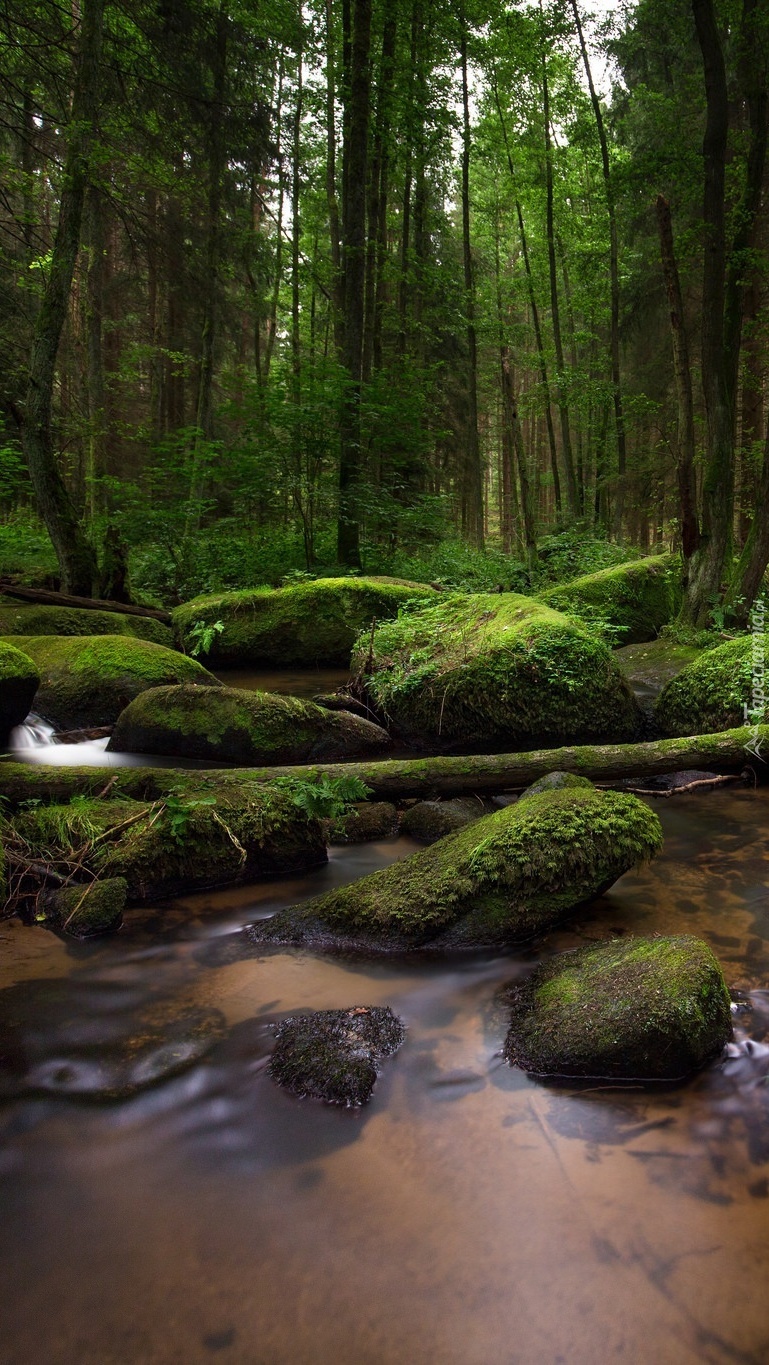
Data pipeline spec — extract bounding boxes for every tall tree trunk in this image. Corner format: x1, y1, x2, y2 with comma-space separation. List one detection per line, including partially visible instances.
21, 0, 103, 594
83, 186, 106, 526
363, 0, 397, 381
460, 10, 483, 547
325, 0, 343, 351
655, 194, 700, 562
336, 0, 373, 567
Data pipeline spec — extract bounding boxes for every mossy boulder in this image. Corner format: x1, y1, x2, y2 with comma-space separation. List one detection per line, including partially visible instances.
252, 787, 663, 952
43, 877, 127, 938
539, 553, 682, 645
353, 593, 641, 751
109, 683, 392, 764
0, 602, 172, 647
329, 801, 399, 844
269, 1005, 406, 1106
172, 576, 437, 668
2, 634, 220, 729
11, 784, 327, 902
518, 771, 594, 800
400, 797, 491, 843
654, 635, 766, 737
0, 640, 40, 742
504, 935, 732, 1080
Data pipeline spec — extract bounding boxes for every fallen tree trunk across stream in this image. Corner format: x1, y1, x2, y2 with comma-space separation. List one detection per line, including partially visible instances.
0, 580, 172, 624
1, 725, 766, 805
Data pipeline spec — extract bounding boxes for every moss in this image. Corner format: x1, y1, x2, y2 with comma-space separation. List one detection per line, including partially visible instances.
0, 603, 172, 646
269, 1005, 405, 1105
518, 771, 594, 800
504, 934, 733, 1080
654, 635, 766, 737
614, 638, 708, 694
539, 553, 682, 645
11, 782, 328, 902
0, 640, 40, 742
43, 877, 127, 938
2, 633, 219, 729
353, 593, 641, 750
109, 683, 391, 764
253, 787, 663, 951
172, 576, 437, 667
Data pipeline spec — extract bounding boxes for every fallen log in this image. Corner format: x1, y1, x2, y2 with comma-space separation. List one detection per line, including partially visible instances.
0, 725, 766, 805
0, 580, 172, 624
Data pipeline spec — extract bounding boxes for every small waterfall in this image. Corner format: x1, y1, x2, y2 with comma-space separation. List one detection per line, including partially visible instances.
10, 714, 57, 751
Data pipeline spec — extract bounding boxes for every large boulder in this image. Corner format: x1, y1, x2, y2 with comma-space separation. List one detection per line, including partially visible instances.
504, 935, 732, 1080
172, 576, 437, 667
109, 683, 392, 763
0, 641, 39, 743
10, 780, 328, 902
2, 634, 220, 729
269, 1006, 405, 1106
539, 553, 682, 645
654, 635, 766, 737
251, 786, 663, 952
353, 593, 641, 750
0, 601, 172, 647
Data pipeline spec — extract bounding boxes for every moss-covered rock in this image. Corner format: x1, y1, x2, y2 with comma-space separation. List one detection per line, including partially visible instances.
172, 576, 437, 667
353, 593, 641, 751
539, 553, 682, 645
400, 797, 491, 843
43, 877, 127, 938
2, 634, 220, 729
518, 771, 594, 800
614, 638, 709, 696
11, 783, 327, 902
109, 683, 392, 764
0, 602, 172, 646
329, 801, 399, 844
0, 640, 40, 742
654, 635, 766, 737
252, 787, 663, 952
504, 935, 732, 1080
269, 1005, 405, 1105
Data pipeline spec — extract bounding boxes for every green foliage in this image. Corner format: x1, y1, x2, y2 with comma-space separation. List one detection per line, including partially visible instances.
162, 789, 218, 846
274, 774, 372, 823
187, 618, 225, 658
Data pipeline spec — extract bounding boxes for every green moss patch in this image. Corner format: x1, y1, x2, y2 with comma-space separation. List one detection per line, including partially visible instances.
109, 683, 392, 764
172, 576, 437, 667
653, 635, 767, 737
353, 593, 641, 750
269, 1005, 405, 1105
0, 640, 40, 742
2, 634, 220, 729
504, 935, 732, 1080
253, 787, 663, 952
43, 877, 127, 938
0, 603, 172, 647
539, 553, 682, 645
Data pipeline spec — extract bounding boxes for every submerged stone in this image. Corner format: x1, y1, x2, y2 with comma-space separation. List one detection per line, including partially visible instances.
539, 553, 682, 644
654, 635, 767, 737
1, 634, 219, 729
43, 876, 127, 938
353, 593, 641, 751
0, 640, 39, 743
269, 1005, 405, 1105
172, 576, 437, 668
400, 797, 490, 843
109, 683, 392, 764
252, 787, 663, 952
505, 935, 732, 1080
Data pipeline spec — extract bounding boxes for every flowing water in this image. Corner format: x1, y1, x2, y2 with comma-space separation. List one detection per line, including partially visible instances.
2, 787, 769, 1363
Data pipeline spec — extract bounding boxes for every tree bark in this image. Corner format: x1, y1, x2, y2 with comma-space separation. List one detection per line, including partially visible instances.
459, 10, 484, 547
20, 0, 103, 594
0, 580, 171, 622
655, 194, 700, 562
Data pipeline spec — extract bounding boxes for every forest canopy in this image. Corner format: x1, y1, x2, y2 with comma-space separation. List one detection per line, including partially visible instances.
0, 0, 767, 626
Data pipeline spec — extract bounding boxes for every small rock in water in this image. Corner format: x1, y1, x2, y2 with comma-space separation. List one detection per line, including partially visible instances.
504, 934, 733, 1081
43, 877, 127, 938
269, 1005, 405, 1106
400, 797, 490, 843
329, 801, 399, 844
518, 771, 594, 801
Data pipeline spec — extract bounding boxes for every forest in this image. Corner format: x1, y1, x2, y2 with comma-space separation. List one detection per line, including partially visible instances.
0, 0, 766, 627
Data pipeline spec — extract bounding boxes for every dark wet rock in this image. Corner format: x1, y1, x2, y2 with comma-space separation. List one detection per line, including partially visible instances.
518, 771, 594, 801
1, 633, 219, 729
0, 640, 39, 743
269, 1005, 405, 1105
0, 979, 227, 1100
172, 576, 437, 667
329, 801, 399, 844
400, 797, 491, 843
43, 877, 127, 938
504, 934, 732, 1080
354, 592, 641, 752
252, 788, 663, 953
109, 684, 392, 764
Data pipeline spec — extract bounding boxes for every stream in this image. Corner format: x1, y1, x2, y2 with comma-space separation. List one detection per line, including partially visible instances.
2, 672, 769, 1362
